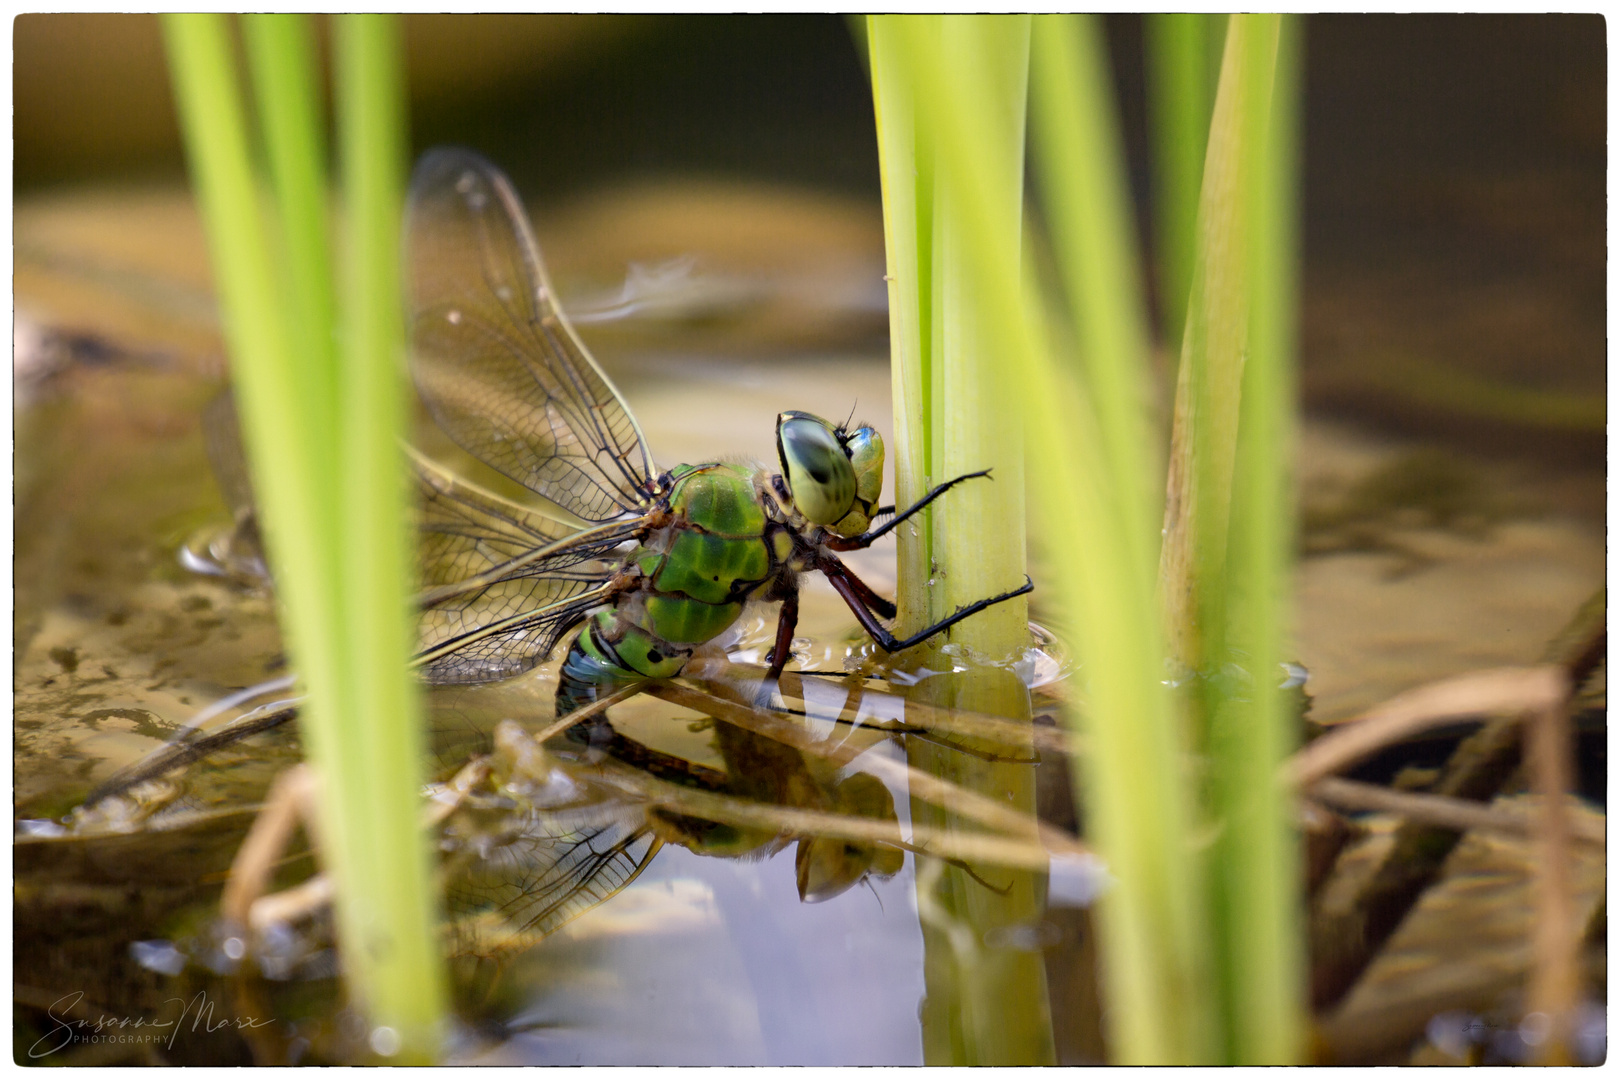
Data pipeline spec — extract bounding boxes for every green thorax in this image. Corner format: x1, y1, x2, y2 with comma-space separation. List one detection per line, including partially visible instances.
629, 463, 781, 647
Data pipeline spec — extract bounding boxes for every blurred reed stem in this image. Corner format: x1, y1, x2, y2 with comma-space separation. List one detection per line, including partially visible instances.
1211, 14, 1304, 1063
1145, 13, 1227, 351
163, 13, 444, 1060
1028, 13, 1216, 1063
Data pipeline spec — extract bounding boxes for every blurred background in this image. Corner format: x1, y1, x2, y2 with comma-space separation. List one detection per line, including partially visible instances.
16, 14, 1604, 450
15, 13, 1606, 723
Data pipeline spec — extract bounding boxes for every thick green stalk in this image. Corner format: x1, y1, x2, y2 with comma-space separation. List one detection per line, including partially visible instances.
161, 14, 336, 641
931, 15, 1030, 657
332, 14, 445, 1059
1214, 14, 1304, 1063
159, 18, 350, 844
866, 15, 934, 635
871, 17, 1050, 1065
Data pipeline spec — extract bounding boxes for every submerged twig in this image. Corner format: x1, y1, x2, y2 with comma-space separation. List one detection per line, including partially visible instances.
766, 666, 1083, 757
1307, 777, 1602, 847
221, 764, 320, 928
1301, 592, 1601, 1019
653, 678, 1089, 860
1287, 665, 1566, 788
590, 754, 1057, 873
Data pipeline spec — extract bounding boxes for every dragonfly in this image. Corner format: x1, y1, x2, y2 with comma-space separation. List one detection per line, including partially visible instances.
71, 149, 1036, 965
404, 147, 1032, 727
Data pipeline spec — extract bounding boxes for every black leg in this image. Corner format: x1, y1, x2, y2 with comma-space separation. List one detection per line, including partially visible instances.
839, 564, 898, 620
820, 554, 1033, 653
826, 470, 993, 551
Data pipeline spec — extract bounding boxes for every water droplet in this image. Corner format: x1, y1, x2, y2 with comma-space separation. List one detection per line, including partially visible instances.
16, 818, 67, 838
369, 1026, 402, 1057
1519, 1012, 1552, 1047
1047, 853, 1113, 907
1574, 1002, 1607, 1064
983, 920, 1063, 951
130, 939, 187, 976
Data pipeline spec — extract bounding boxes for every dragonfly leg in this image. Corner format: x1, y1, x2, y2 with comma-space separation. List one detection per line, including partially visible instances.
820, 553, 1032, 653
838, 565, 898, 620
763, 586, 801, 681
825, 469, 993, 551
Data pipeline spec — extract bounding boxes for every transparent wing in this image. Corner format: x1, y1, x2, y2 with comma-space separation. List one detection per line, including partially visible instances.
407, 147, 657, 523
445, 815, 662, 959
201, 390, 256, 525
411, 453, 641, 685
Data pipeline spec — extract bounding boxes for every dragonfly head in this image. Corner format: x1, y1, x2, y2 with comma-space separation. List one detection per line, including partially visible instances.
775, 411, 884, 537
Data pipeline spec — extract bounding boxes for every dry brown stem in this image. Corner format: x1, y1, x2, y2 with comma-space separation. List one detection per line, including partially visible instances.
1525, 694, 1580, 1064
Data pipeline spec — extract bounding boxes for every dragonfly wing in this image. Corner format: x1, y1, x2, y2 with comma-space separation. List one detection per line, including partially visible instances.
201, 390, 256, 525
412, 453, 639, 685
446, 815, 662, 959
407, 148, 657, 523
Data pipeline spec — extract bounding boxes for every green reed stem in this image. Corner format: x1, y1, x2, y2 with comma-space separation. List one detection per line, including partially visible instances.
930, 14, 1031, 658
869, 16, 1031, 655
1214, 15, 1304, 1063
1145, 13, 1226, 349
242, 14, 338, 446
163, 13, 444, 1059
331, 14, 445, 1059
1030, 14, 1159, 584
1155, 14, 1304, 1062
871, 17, 1052, 1066
1026, 14, 1216, 1064
1160, 16, 1275, 678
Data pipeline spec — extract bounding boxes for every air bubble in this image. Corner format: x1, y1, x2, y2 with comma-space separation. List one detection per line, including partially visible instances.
447, 310, 462, 325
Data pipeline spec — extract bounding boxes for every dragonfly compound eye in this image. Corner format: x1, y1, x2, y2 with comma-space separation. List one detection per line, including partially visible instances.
833, 425, 884, 535
777, 412, 857, 527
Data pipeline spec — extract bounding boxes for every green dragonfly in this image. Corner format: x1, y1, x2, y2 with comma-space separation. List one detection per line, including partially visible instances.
405, 148, 1031, 725
71, 149, 1033, 955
